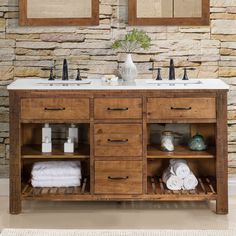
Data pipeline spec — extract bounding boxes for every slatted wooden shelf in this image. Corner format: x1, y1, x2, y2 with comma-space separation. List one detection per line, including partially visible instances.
21, 144, 90, 159
147, 145, 215, 159
147, 176, 217, 201
21, 177, 90, 200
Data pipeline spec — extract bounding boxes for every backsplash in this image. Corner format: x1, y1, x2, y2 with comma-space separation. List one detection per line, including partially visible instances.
0, 0, 236, 177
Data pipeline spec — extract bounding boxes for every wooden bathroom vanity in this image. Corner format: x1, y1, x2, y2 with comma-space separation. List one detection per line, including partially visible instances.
8, 79, 229, 214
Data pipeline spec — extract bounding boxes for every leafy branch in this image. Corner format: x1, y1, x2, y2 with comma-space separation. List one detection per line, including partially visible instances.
112, 29, 151, 53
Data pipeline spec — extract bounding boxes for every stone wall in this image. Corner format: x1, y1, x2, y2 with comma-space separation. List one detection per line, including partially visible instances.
0, 0, 236, 177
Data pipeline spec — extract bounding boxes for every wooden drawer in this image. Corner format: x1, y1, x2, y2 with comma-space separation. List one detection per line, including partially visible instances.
94, 98, 142, 119
95, 161, 143, 194
147, 97, 216, 120
21, 98, 89, 120
94, 124, 142, 157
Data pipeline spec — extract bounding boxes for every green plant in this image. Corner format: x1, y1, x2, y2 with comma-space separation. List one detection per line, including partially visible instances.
112, 29, 151, 53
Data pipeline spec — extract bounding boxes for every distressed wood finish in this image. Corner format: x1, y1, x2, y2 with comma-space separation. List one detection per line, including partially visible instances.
21, 98, 90, 121
8, 89, 228, 214
9, 92, 22, 214
94, 98, 142, 120
129, 0, 210, 26
147, 97, 216, 120
94, 161, 143, 194
94, 124, 143, 158
216, 92, 228, 214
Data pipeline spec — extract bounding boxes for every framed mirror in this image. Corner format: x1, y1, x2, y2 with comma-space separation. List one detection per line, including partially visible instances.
19, 0, 99, 26
128, 0, 209, 26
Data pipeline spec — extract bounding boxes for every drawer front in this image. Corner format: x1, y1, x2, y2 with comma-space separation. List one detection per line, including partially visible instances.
21, 98, 89, 120
147, 97, 216, 120
94, 98, 142, 119
94, 124, 142, 157
95, 161, 143, 194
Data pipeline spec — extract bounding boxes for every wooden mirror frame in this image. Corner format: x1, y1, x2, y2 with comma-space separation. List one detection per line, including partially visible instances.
19, 0, 99, 26
128, 0, 210, 26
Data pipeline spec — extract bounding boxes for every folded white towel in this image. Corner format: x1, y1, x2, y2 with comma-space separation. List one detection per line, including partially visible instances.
183, 172, 198, 190
170, 159, 191, 179
31, 177, 81, 188
32, 176, 81, 181
162, 168, 183, 191
31, 161, 81, 178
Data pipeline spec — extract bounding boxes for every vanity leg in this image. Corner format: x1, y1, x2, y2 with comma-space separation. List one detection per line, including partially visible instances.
9, 92, 22, 214
216, 92, 228, 215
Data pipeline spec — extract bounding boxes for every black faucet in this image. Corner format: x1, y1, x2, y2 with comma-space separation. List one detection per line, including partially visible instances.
169, 59, 175, 80
62, 59, 68, 80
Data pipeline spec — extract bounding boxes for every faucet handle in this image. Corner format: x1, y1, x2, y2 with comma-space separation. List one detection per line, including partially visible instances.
48, 67, 55, 81
149, 67, 162, 80
75, 68, 82, 81
182, 68, 196, 80
156, 68, 162, 80
182, 68, 188, 81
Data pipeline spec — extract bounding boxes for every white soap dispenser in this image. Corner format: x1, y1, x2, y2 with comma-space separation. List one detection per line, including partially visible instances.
64, 137, 74, 153
42, 123, 51, 143
42, 136, 52, 153
68, 123, 78, 148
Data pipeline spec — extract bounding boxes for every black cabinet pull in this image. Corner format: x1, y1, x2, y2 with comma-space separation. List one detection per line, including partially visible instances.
107, 107, 129, 111
108, 139, 128, 143
44, 107, 66, 111
108, 176, 129, 180
171, 107, 192, 111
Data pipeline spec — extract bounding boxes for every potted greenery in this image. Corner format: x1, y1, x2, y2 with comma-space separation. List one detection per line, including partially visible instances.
112, 29, 151, 82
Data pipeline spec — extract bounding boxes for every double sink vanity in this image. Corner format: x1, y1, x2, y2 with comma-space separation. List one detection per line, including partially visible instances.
8, 78, 229, 214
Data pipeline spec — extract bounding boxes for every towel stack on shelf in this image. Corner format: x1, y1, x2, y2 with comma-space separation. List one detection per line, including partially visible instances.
162, 159, 198, 191
31, 161, 82, 188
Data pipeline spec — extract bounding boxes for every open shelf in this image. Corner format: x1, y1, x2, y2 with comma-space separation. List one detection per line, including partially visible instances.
147, 176, 217, 200
147, 145, 215, 159
21, 144, 90, 159
21, 177, 90, 200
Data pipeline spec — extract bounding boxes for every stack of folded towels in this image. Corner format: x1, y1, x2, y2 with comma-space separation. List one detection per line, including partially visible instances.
162, 159, 198, 191
31, 161, 82, 188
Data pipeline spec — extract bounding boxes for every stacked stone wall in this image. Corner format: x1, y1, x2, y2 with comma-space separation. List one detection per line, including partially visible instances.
0, 0, 236, 177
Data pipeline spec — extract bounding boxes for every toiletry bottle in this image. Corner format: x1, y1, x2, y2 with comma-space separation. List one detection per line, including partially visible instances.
42, 136, 52, 153
69, 124, 78, 149
64, 137, 74, 153
42, 123, 51, 142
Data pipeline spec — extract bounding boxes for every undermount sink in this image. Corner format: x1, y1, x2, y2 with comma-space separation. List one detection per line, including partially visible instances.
36, 80, 92, 86
145, 79, 202, 86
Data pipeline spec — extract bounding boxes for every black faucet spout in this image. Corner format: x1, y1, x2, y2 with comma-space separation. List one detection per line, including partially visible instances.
169, 59, 175, 80
62, 59, 68, 80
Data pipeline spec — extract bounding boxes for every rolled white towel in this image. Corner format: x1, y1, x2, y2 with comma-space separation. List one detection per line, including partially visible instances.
31, 177, 81, 188
31, 161, 81, 178
170, 159, 190, 179
162, 168, 183, 191
183, 172, 198, 190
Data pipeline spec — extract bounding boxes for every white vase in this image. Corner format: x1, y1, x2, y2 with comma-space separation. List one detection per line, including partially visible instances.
120, 54, 138, 82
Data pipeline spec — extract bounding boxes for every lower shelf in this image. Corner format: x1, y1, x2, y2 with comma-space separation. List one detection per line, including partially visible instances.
21, 176, 217, 201
147, 176, 217, 200
22, 177, 90, 200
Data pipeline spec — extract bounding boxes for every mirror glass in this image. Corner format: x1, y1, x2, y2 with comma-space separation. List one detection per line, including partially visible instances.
137, 0, 173, 18
136, 0, 203, 19
27, 0, 92, 19
130, 0, 209, 25
174, 0, 202, 17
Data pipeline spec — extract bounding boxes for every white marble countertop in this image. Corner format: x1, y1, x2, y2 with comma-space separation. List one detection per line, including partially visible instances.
7, 78, 229, 90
